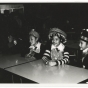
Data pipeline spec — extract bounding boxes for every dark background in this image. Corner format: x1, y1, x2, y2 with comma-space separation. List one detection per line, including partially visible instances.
0, 3, 88, 51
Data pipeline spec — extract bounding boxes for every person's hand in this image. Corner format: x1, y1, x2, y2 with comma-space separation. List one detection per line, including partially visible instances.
25, 55, 36, 61
42, 56, 49, 65
25, 53, 31, 58
30, 48, 34, 52
48, 60, 56, 66
14, 40, 17, 45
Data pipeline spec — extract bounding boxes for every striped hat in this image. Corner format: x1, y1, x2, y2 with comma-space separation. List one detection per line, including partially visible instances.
80, 29, 88, 42
29, 29, 39, 39
48, 28, 67, 44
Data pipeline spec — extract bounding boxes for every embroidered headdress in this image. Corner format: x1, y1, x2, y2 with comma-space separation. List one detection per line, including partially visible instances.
48, 28, 67, 44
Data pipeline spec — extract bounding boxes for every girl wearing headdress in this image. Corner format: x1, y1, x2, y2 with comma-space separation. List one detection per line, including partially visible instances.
42, 28, 69, 66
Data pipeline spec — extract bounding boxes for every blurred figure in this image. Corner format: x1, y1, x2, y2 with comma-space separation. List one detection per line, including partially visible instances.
75, 29, 88, 69
2, 33, 23, 55
8, 35, 17, 48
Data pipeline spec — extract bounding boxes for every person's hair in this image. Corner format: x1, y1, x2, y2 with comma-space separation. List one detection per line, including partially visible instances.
29, 35, 39, 42
50, 32, 65, 43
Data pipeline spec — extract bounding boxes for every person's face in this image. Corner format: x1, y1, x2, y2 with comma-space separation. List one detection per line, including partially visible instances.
52, 36, 60, 47
79, 40, 88, 50
29, 35, 38, 46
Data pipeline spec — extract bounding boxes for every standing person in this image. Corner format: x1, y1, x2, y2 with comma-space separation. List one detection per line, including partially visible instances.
42, 28, 69, 66
76, 28, 88, 69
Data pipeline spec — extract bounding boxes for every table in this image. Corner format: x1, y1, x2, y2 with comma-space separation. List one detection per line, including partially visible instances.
6, 59, 88, 84
0, 54, 36, 69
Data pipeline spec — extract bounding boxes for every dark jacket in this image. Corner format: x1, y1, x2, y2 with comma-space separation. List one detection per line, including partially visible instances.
21, 42, 45, 59
75, 49, 88, 69
2, 38, 23, 55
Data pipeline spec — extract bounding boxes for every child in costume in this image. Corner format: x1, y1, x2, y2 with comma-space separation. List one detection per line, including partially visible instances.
42, 28, 69, 66
76, 29, 88, 69
25, 29, 45, 60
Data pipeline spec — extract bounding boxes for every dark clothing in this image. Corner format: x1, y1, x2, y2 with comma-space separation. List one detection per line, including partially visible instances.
2, 38, 23, 55
70, 49, 88, 69
82, 55, 88, 69
21, 43, 45, 59
75, 49, 88, 69
33, 44, 46, 59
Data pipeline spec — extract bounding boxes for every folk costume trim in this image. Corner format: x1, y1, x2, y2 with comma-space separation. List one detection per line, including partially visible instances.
42, 28, 69, 66
48, 28, 67, 44
42, 44, 69, 65
80, 29, 88, 42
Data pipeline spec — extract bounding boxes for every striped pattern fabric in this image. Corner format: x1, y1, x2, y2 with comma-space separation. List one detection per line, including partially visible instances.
42, 49, 69, 65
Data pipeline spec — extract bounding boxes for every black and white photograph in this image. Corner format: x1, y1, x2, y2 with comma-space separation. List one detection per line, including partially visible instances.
0, 3, 88, 85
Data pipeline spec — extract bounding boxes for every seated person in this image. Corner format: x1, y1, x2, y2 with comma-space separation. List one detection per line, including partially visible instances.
75, 29, 88, 69
23, 29, 45, 60
42, 28, 69, 66
8, 35, 17, 48
2, 34, 22, 55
